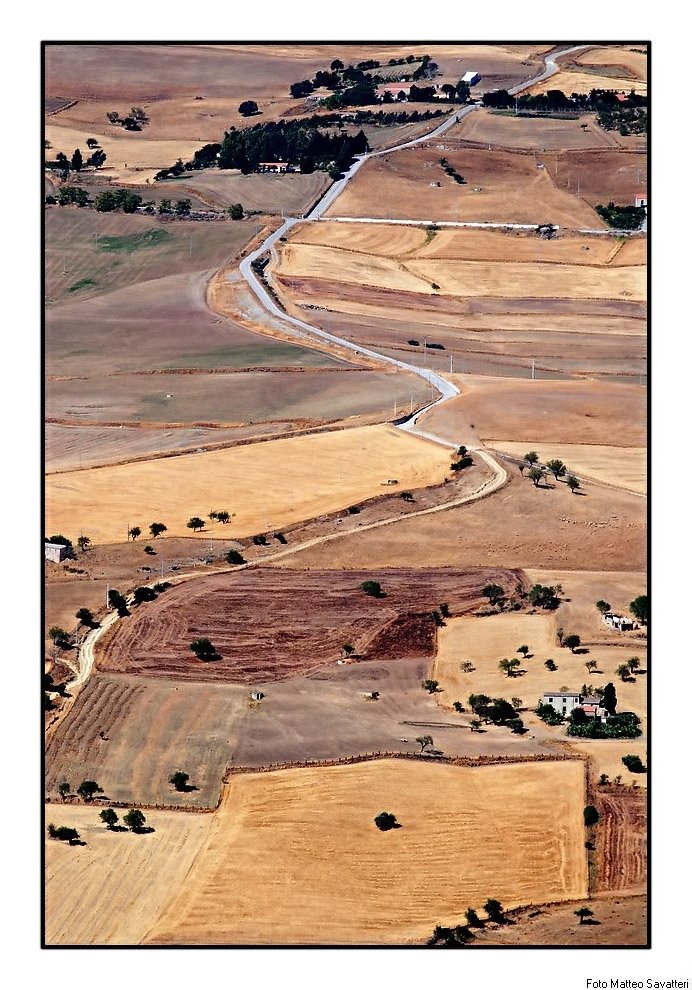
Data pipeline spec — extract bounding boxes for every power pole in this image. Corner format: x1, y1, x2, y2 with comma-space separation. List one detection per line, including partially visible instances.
531, 359, 536, 380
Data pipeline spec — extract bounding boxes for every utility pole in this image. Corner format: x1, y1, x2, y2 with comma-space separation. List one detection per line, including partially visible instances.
105, 582, 109, 607
531, 359, 536, 380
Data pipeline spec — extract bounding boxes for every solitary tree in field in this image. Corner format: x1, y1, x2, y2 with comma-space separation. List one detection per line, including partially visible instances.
595, 600, 611, 614
374, 812, 398, 831
630, 595, 648, 625
187, 517, 205, 532
585, 659, 599, 674
77, 535, 91, 553
470, 718, 482, 732
77, 780, 103, 802
498, 658, 520, 677
228, 203, 244, 220
564, 634, 581, 653
453, 701, 465, 713
76, 607, 95, 628
169, 771, 190, 792
566, 475, 581, 494
342, 643, 355, 657
225, 549, 246, 565
528, 466, 546, 487
574, 906, 594, 925
422, 679, 439, 694
616, 663, 632, 682
628, 656, 641, 673
238, 100, 260, 116
128, 526, 141, 541
190, 638, 217, 661
416, 735, 433, 753
149, 522, 167, 538
58, 781, 70, 801
360, 580, 382, 598
482, 583, 504, 606
517, 645, 530, 658
100, 808, 119, 830
123, 809, 147, 833
546, 459, 566, 481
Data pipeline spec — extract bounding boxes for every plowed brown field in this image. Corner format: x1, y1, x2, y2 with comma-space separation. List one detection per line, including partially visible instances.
595, 788, 647, 893
98, 567, 522, 682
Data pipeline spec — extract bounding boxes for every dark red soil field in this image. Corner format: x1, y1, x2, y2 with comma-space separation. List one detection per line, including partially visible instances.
98, 567, 523, 683
595, 787, 647, 893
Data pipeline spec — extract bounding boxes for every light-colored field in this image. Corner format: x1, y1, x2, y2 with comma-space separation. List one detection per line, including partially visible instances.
147, 759, 587, 945
448, 109, 616, 150
419, 377, 647, 449
489, 441, 646, 494
574, 47, 647, 84
527, 68, 647, 97
159, 170, 330, 214
326, 146, 604, 227
432, 612, 647, 785
45, 803, 213, 945
278, 243, 644, 302
45, 424, 451, 545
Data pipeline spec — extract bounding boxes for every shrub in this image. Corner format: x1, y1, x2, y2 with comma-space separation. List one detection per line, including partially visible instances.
374, 812, 398, 831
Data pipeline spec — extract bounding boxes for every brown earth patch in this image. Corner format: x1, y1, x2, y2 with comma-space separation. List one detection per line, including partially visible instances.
595, 787, 647, 893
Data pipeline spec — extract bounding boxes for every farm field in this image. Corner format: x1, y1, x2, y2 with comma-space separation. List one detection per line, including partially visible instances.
46, 425, 452, 545
97, 566, 520, 682
527, 59, 647, 97
45, 209, 258, 306
157, 170, 330, 214
325, 146, 605, 227
45, 803, 213, 945
432, 611, 647, 786
277, 461, 646, 573
45, 673, 247, 808
543, 150, 647, 209
487, 440, 646, 494
573, 46, 647, 84
419, 377, 647, 449
595, 788, 647, 892
147, 759, 587, 945
447, 108, 618, 151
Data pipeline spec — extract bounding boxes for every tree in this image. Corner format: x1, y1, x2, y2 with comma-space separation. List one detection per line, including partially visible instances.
342, 643, 355, 656
174, 198, 191, 216
169, 771, 190, 792
628, 656, 641, 673
100, 808, 119, 829
238, 100, 259, 116
48, 626, 70, 647
595, 600, 611, 614
575, 906, 594, 925
544, 658, 557, 671
616, 663, 632, 682
225, 549, 246, 565
567, 475, 581, 494
216, 511, 230, 524
158, 198, 172, 214
360, 580, 382, 597
128, 526, 141, 541
133, 586, 157, 605
87, 150, 107, 168
228, 203, 244, 220
430, 610, 444, 627
149, 522, 167, 538
528, 466, 546, 487
107, 589, 129, 616
524, 451, 539, 466
374, 812, 398, 831
528, 584, 559, 610
583, 805, 600, 827
498, 658, 520, 677
622, 754, 646, 773
76, 535, 91, 553
517, 645, 530, 658
511, 697, 523, 711
330, 59, 344, 70
187, 517, 205, 532
585, 659, 599, 674
484, 899, 506, 924
482, 583, 504, 606
422, 680, 439, 694
95, 190, 118, 212
416, 735, 433, 753
440, 602, 451, 618
76, 607, 95, 627
564, 634, 581, 653
465, 908, 484, 928
545, 458, 566, 481
598, 774, 610, 786
190, 638, 217, 661
470, 718, 482, 732
630, 594, 648, 625
77, 780, 103, 802
86, 137, 99, 148
452, 701, 465, 713
70, 148, 83, 172
47, 824, 81, 845
58, 781, 70, 801
123, 808, 146, 832
601, 682, 617, 715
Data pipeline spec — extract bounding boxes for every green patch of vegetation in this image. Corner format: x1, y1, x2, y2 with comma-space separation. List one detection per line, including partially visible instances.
67, 277, 97, 293
595, 203, 646, 230
96, 228, 172, 253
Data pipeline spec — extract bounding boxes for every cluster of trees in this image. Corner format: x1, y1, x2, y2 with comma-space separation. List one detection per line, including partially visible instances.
94, 188, 142, 213
595, 203, 646, 230
99, 807, 148, 831
108, 589, 129, 617
428, 900, 508, 946
568, 710, 641, 739
439, 157, 465, 184
527, 583, 561, 610
468, 694, 524, 732
106, 106, 149, 131
519, 452, 581, 494
46, 146, 107, 173
217, 120, 369, 174
483, 86, 646, 116
47, 823, 82, 845
53, 186, 89, 207
157, 198, 193, 216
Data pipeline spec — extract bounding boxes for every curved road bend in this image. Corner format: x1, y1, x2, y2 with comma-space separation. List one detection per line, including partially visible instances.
67, 47, 583, 694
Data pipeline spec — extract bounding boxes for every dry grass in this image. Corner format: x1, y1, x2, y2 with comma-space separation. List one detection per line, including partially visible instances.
45, 425, 451, 545
527, 68, 647, 97
488, 441, 646, 494
573, 47, 647, 84
448, 108, 616, 150
45, 803, 213, 945
147, 759, 587, 945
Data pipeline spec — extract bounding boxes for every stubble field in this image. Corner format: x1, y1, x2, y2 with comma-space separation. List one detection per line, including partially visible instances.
487, 440, 646, 494
146, 759, 587, 945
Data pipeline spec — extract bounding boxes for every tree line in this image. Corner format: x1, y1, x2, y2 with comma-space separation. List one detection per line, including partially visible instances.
482, 86, 647, 133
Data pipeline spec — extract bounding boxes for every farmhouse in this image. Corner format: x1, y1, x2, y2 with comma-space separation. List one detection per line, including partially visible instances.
461, 71, 481, 86
257, 162, 288, 173
378, 83, 412, 100
541, 691, 581, 716
580, 696, 608, 720
634, 195, 647, 210
603, 612, 636, 632
45, 542, 69, 563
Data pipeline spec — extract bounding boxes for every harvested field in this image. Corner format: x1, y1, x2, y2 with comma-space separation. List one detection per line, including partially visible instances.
543, 150, 647, 208
98, 567, 520, 682
46, 425, 452, 545
326, 146, 604, 227
595, 787, 647, 893
45, 209, 256, 306
45, 803, 213, 945
158, 170, 330, 214
46, 270, 342, 378
527, 67, 647, 98
276, 462, 646, 573
473, 893, 646, 946
574, 46, 647, 84
147, 759, 587, 944
419, 377, 647, 449
45, 673, 247, 808
488, 441, 646, 494
447, 109, 616, 151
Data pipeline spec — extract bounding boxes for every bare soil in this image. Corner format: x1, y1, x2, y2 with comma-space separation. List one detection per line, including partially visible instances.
97, 567, 522, 682
595, 787, 647, 893
448, 109, 618, 151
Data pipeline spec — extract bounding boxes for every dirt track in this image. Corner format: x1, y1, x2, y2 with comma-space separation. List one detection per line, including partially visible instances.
98, 567, 522, 682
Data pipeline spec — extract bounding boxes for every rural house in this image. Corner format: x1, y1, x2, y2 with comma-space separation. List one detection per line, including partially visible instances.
257, 162, 288, 173
45, 542, 69, 563
461, 71, 481, 86
580, 696, 608, 721
378, 83, 412, 100
541, 691, 582, 716
603, 612, 636, 632
635, 195, 647, 210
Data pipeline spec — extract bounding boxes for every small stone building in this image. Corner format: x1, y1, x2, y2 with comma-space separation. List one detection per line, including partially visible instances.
45, 542, 69, 563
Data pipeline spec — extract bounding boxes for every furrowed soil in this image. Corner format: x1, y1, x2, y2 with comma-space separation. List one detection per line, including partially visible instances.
98, 566, 521, 682
595, 787, 647, 893
325, 146, 605, 227
146, 759, 587, 945
45, 673, 247, 808
45, 803, 213, 945
45, 424, 452, 544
